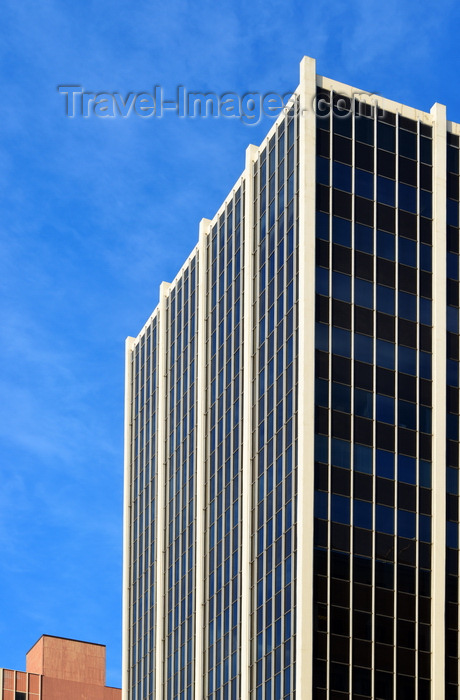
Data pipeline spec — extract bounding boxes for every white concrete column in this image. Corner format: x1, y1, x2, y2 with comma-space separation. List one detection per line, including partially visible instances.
195, 218, 212, 699
430, 101, 447, 700
241, 143, 258, 699
297, 55, 317, 700
122, 335, 136, 700
155, 281, 171, 700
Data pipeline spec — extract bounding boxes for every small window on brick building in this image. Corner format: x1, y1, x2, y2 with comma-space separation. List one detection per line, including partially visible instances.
15, 692, 27, 700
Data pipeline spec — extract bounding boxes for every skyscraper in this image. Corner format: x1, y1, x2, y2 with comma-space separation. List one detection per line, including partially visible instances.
123, 56, 458, 699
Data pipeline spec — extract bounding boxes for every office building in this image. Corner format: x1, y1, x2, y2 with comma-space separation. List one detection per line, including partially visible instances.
1, 634, 121, 700
123, 56, 459, 698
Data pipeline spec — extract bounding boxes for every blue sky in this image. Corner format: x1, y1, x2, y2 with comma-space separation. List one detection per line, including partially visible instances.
0, 0, 459, 688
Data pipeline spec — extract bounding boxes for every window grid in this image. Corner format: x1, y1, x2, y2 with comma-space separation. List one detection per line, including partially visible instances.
204, 186, 244, 700
250, 102, 299, 700
164, 260, 197, 700
314, 90, 433, 700
445, 131, 460, 698
130, 316, 158, 700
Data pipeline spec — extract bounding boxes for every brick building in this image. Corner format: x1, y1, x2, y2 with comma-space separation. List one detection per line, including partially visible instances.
0, 635, 120, 700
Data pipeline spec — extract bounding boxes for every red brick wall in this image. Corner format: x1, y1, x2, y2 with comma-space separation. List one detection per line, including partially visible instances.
27, 637, 106, 686
42, 676, 121, 700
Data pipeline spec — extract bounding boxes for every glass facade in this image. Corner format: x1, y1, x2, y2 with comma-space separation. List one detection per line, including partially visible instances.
251, 106, 298, 699
164, 260, 198, 700
124, 57, 459, 700
314, 90, 433, 699
204, 189, 244, 700
446, 131, 459, 699
129, 316, 159, 699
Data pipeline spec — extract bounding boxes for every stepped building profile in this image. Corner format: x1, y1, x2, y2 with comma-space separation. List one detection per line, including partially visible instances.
123, 57, 460, 699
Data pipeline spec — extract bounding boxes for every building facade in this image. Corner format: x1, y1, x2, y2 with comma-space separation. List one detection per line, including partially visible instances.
123, 56, 460, 698
1, 635, 121, 700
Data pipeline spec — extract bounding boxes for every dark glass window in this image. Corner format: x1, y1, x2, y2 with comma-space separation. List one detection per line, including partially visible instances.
355, 196, 374, 227
377, 312, 395, 342
398, 455, 416, 485
377, 230, 395, 261
398, 129, 417, 160
330, 661, 349, 691
377, 204, 395, 233
333, 190, 352, 219
376, 477, 394, 506
334, 135, 352, 165
355, 251, 373, 281
447, 198, 459, 227
355, 142, 374, 172
354, 500, 372, 529
333, 244, 352, 274
399, 210, 417, 241
376, 559, 394, 588
354, 389, 373, 418
317, 129, 330, 158
399, 183, 417, 213
331, 551, 350, 580
376, 504, 394, 534
354, 526, 372, 556
354, 610, 372, 640
377, 259, 395, 288
355, 169, 374, 199
355, 223, 373, 254
377, 284, 395, 314
353, 416, 372, 445
331, 494, 350, 524
378, 150, 395, 179
332, 272, 351, 303
377, 367, 395, 397
354, 362, 373, 391
376, 394, 394, 424
375, 615, 394, 644
333, 162, 352, 192
316, 89, 331, 122
376, 450, 394, 479
398, 292, 416, 322
316, 156, 330, 186
354, 333, 373, 364
447, 172, 459, 201
377, 339, 395, 370
332, 382, 351, 413
316, 211, 329, 241
377, 122, 395, 152
354, 444, 372, 474
333, 95, 352, 137
399, 319, 417, 348
333, 299, 351, 329
355, 115, 374, 145
399, 156, 417, 186
398, 510, 416, 539
354, 473, 373, 502
447, 145, 459, 174
399, 238, 417, 268
399, 265, 417, 294
333, 216, 351, 247
375, 670, 394, 697
420, 164, 432, 191
355, 306, 374, 336
355, 279, 373, 309
378, 176, 395, 206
